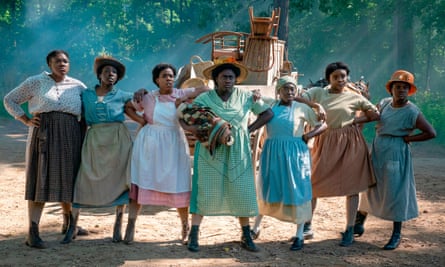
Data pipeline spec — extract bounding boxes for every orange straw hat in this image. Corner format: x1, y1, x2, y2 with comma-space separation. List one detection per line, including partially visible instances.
202, 57, 248, 84
385, 70, 417, 96
94, 56, 126, 82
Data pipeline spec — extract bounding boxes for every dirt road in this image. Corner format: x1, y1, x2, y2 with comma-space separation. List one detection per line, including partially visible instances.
0, 118, 443, 266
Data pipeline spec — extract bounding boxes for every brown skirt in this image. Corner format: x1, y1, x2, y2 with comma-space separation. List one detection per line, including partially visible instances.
310, 125, 375, 198
25, 112, 82, 202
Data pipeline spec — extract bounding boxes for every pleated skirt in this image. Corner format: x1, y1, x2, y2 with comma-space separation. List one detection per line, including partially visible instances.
310, 125, 375, 198
25, 112, 82, 202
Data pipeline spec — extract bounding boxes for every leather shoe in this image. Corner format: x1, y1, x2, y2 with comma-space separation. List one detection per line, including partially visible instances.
353, 212, 367, 237
76, 226, 89, 236
290, 238, 304, 251
383, 233, 401, 250
241, 226, 259, 252
250, 229, 260, 240
339, 226, 354, 247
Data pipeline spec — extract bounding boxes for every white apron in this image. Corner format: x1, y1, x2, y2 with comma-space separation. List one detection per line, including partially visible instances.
130, 97, 191, 193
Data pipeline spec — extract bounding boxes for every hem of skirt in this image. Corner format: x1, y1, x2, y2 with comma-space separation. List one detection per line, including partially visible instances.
73, 191, 129, 208
313, 189, 369, 198
366, 212, 418, 222
135, 200, 189, 208
189, 211, 258, 217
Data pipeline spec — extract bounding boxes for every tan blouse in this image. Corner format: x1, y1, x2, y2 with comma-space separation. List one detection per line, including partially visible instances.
302, 86, 377, 128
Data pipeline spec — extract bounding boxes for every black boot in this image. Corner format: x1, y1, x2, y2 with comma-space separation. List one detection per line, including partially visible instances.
61, 213, 88, 236
303, 222, 314, 240
76, 226, 89, 236
112, 211, 123, 243
25, 221, 46, 249
353, 211, 367, 237
61, 213, 69, 234
383, 222, 402, 250
61, 213, 78, 244
339, 226, 354, 247
290, 237, 304, 251
250, 229, 260, 240
241, 225, 259, 252
187, 225, 200, 252
123, 218, 136, 245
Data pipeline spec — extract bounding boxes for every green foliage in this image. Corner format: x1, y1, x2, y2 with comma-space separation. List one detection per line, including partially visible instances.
411, 90, 445, 145
0, 0, 444, 153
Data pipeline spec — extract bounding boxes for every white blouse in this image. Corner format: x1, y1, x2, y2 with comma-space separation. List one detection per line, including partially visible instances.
3, 72, 86, 119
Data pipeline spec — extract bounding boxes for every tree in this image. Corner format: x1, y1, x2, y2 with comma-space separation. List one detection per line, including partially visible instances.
393, 0, 415, 71
274, 0, 289, 60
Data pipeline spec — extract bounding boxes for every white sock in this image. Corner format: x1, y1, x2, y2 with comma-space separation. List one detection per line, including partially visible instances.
252, 215, 264, 232
296, 223, 304, 240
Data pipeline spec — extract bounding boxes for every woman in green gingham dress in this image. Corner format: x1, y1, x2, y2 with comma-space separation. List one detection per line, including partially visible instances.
184, 60, 273, 253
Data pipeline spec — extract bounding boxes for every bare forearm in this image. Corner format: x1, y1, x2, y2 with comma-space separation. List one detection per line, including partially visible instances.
294, 96, 326, 121
125, 102, 145, 125
404, 115, 436, 143
354, 109, 380, 124
294, 96, 313, 107
304, 123, 327, 139
248, 109, 273, 133
404, 132, 436, 143
303, 122, 327, 143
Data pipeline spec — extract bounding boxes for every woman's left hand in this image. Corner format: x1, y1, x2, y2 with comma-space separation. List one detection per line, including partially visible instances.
314, 103, 326, 121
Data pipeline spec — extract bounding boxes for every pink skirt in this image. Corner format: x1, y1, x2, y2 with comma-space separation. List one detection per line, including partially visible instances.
129, 184, 190, 208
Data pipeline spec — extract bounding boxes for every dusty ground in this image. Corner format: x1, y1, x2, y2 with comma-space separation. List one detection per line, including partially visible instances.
0, 117, 444, 267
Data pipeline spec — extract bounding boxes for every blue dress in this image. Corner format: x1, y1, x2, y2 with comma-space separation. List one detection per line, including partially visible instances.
360, 98, 420, 221
257, 101, 319, 223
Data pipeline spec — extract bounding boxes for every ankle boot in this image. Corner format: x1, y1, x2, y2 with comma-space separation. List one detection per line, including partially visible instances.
383, 233, 401, 250
25, 222, 46, 249
62, 213, 88, 236
61, 213, 78, 244
339, 226, 354, 247
353, 211, 367, 237
241, 225, 259, 252
303, 222, 314, 240
123, 218, 136, 245
187, 225, 200, 252
383, 222, 402, 250
61, 213, 69, 234
290, 237, 304, 251
112, 211, 123, 243
76, 226, 89, 236
250, 229, 260, 240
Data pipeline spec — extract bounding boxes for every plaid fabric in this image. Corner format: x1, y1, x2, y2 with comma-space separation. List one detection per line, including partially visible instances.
177, 103, 234, 156
189, 89, 269, 217
25, 112, 82, 202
